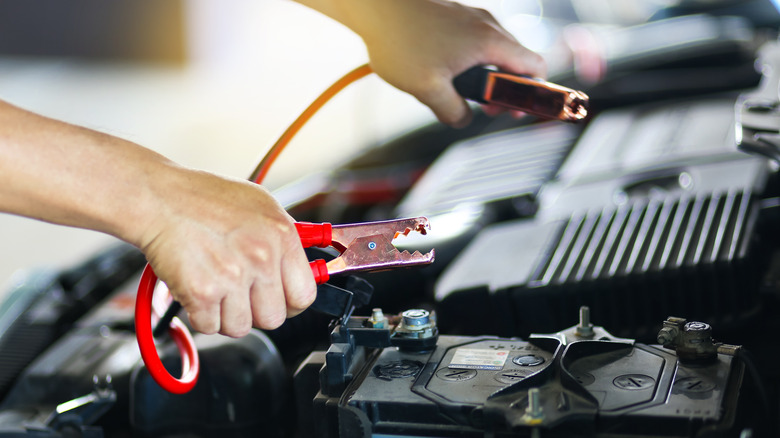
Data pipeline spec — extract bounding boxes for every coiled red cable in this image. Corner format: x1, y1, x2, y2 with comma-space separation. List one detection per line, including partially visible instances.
135, 64, 374, 394
134, 264, 198, 393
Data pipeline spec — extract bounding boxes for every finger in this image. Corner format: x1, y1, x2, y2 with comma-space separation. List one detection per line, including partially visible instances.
510, 110, 527, 119
249, 277, 287, 330
482, 104, 504, 117
493, 45, 547, 79
185, 302, 221, 335
281, 247, 317, 318
219, 289, 252, 338
170, 278, 222, 335
481, 104, 527, 120
417, 78, 474, 128
483, 30, 547, 79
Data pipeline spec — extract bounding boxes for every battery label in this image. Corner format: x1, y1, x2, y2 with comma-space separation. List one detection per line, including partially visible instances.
449, 348, 510, 370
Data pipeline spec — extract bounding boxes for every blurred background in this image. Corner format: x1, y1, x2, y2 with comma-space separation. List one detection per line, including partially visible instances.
0, 0, 721, 294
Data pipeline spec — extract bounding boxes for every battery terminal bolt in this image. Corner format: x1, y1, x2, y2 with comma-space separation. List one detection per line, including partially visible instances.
576, 306, 594, 338
521, 387, 545, 435
394, 309, 437, 339
367, 308, 388, 329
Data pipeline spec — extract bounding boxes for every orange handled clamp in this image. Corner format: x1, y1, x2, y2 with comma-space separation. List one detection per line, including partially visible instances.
296, 217, 435, 284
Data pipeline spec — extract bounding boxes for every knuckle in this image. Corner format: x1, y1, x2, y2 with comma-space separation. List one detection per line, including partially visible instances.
188, 311, 219, 335
472, 19, 501, 40
266, 212, 296, 235
254, 311, 286, 331
221, 321, 252, 338
213, 255, 244, 282
252, 298, 287, 330
221, 310, 253, 338
289, 284, 317, 310
186, 282, 222, 306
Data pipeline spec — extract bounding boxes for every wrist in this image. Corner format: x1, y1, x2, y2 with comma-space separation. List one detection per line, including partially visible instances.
123, 159, 200, 252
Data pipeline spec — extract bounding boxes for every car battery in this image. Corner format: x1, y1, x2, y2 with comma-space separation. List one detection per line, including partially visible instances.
293, 309, 750, 438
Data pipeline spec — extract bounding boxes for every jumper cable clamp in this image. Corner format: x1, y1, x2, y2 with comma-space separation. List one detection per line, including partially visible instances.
296, 216, 435, 284
454, 65, 589, 122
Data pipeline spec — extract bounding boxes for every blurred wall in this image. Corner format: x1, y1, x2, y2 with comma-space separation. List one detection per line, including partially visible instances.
0, 0, 186, 63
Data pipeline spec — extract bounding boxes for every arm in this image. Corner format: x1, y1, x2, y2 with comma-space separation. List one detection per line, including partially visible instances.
0, 0, 539, 340
293, 0, 547, 127
0, 99, 316, 336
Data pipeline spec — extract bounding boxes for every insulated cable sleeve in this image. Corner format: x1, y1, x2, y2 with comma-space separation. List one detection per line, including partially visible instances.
296, 222, 333, 248
135, 264, 199, 394
310, 259, 329, 285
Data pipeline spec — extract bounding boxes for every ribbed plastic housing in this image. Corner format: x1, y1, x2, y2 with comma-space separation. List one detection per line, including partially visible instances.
519, 190, 762, 339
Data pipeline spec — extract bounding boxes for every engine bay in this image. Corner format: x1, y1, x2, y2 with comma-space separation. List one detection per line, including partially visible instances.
1, 3, 780, 437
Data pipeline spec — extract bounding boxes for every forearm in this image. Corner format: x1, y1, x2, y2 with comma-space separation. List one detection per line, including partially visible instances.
0, 98, 317, 335
0, 99, 172, 247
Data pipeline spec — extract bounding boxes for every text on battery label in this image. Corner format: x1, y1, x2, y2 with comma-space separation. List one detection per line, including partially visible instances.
448, 348, 510, 370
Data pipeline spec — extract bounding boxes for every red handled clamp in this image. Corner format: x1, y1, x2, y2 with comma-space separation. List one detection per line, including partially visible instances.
296, 217, 435, 284
136, 216, 434, 395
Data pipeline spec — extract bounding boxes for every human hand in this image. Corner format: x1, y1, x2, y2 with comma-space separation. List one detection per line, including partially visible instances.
307, 0, 547, 127
0, 99, 315, 338
136, 166, 316, 337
